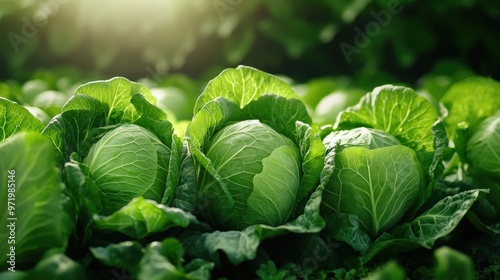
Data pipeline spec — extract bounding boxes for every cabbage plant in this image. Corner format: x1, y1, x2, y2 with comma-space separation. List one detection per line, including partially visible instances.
440, 77, 500, 233
0, 98, 71, 270
43, 77, 197, 239
318, 85, 486, 263
466, 113, 500, 177
181, 66, 326, 265
322, 128, 423, 238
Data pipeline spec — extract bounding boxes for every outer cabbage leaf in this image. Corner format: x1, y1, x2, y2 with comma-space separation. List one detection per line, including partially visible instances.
325, 213, 372, 254
0, 132, 70, 269
335, 85, 442, 175
323, 127, 400, 152
74, 76, 156, 124
138, 239, 214, 280
193, 65, 298, 114
0, 254, 86, 280
451, 178, 500, 235
466, 114, 500, 177
90, 241, 143, 268
42, 95, 107, 163
363, 260, 406, 280
44, 77, 176, 165
441, 76, 500, 142
93, 197, 199, 239
359, 189, 487, 263
171, 143, 198, 212
434, 246, 474, 280
89, 239, 214, 279
0, 97, 44, 141
180, 227, 266, 265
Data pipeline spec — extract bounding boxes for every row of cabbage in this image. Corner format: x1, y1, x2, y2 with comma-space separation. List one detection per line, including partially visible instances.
0, 66, 498, 279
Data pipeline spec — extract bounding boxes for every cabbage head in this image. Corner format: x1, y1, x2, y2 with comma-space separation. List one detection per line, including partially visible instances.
43, 77, 191, 239
319, 85, 484, 264
466, 114, 500, 177
322, 128, 423, 238
84, 124, 171, 215
197, 120, 301, 230
184, 66, 325, 237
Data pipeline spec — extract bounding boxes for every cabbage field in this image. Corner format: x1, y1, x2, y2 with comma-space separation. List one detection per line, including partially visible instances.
1, 0, 500, 278
0, 65, 499, 279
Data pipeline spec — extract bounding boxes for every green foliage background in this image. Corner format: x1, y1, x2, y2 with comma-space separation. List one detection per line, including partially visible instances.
0, 0, 498, 83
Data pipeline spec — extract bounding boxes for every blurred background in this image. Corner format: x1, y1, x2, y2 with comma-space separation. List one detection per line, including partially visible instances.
0, 0, 499, 125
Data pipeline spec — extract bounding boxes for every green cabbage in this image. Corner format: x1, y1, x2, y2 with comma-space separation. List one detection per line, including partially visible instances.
322, 145, 423, 238
84, 124, 171, 215
197, 120, 301, 230
466, 114, 500, 177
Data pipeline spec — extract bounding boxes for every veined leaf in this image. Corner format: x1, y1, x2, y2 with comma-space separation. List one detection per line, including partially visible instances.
0, 132, 70, 269
181, 228, 261, 265
335, 85, 441, 173
441, 76, 500, 141
322, 145, 422, 238
84, 124, 171, 215
93, 197, 199, 239
193, 65, 298, 114
393, 189, 488, 248
171, 142, 198, 212
74, 77, 156, 124
0, 97, 44, 141
360, 189, 487, 263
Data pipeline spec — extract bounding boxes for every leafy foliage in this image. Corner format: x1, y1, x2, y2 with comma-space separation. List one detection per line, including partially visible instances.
0, 67, 498, 279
